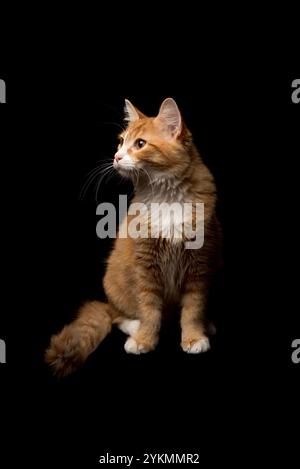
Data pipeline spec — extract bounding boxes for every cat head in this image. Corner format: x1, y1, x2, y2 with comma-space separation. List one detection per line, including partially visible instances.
113, 98, 192, 180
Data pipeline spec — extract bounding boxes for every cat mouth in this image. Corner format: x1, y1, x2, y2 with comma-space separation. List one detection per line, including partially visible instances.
114, 160, 134, 170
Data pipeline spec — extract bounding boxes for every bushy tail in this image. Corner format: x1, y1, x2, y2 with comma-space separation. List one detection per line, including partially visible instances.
45, 301, 112, 377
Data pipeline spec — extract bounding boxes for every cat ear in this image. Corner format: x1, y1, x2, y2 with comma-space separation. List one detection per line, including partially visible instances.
157, 98, 182, 137
124, 99, 145, 123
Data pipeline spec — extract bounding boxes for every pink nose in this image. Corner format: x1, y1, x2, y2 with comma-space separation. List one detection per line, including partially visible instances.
114, 153, 123, 162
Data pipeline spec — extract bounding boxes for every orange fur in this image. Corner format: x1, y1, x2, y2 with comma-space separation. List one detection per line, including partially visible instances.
45, 98, 222, 375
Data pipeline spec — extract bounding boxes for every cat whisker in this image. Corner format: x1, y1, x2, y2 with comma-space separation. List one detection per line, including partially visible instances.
80, 163, 114, 200
82, 162, 113, 182
95, 166, 118, 202
140, 167, 155, 199
80, 171, 102, 200
101, 122, 126, 132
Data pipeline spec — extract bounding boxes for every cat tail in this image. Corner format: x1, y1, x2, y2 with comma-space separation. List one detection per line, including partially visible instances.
45, 301, 112, 377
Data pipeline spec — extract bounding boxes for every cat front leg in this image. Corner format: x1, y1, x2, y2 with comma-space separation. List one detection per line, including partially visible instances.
180, 280, 210, 354
124, 284, 162, 354
118, 319, 141, 336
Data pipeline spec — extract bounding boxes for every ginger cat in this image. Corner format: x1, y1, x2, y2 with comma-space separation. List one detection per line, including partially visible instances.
45, 98, 222, 376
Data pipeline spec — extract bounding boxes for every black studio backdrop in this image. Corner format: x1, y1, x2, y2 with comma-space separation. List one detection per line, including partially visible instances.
0, 42, 299, 467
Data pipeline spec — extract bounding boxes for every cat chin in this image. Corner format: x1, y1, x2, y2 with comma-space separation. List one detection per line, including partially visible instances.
117, 167, 135, 177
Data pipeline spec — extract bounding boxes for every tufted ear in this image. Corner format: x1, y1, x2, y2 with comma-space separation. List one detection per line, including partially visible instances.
124, 99, 145, 123
156, 98, 182, 137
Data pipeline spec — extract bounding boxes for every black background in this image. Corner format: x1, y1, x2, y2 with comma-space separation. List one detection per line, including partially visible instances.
0, 16, 299, 468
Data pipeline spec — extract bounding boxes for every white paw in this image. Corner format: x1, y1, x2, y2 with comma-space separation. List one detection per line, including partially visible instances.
118, 319, 140, 336
124, 337, 140, 354
184, 337, 210, 354
124, 337, 149, 354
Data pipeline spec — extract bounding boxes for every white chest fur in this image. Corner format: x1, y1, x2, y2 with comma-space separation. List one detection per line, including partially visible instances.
131, 179, 203, 243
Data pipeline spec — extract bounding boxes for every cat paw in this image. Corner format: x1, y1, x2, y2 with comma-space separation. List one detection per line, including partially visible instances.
118, 319, 140, 336
124, 337, 150, 354
181, 336, 210, 354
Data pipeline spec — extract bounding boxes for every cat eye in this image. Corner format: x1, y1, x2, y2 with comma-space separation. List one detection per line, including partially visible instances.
118, 137, 124, 146
134, 139, 146, 149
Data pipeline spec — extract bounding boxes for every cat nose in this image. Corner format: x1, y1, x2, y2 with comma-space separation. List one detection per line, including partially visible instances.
114, 153, 123, 162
